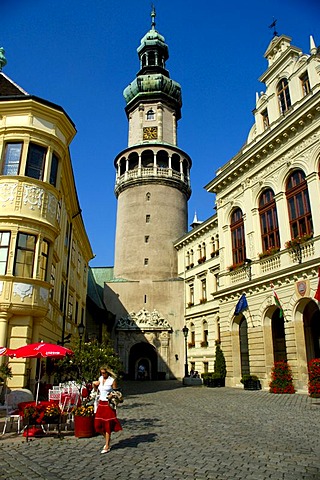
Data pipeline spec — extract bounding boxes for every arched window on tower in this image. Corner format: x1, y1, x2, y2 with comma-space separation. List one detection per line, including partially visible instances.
286, 170, 313, 239
277, 78, 291, 114
157, 150, 168, 168
146, 192, 151, 201
146, 109, 155, 121
259, 189, 280, 253
230, 208, 246, 266
128, 152, 138, 170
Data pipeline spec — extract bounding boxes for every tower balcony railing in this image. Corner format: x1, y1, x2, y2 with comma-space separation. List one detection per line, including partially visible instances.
116, 166, 190, 187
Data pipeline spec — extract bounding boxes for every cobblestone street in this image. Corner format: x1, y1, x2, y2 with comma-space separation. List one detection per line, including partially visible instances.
1, 381, 320, 480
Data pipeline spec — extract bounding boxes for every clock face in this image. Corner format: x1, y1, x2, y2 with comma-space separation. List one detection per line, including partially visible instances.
143, 126, 158, 140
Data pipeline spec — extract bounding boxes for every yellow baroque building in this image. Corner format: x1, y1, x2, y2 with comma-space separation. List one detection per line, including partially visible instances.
175, 34, 320, 392
0, 68, 93, 389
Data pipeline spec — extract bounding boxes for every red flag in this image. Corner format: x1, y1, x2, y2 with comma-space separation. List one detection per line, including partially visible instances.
315, 268, 320, 302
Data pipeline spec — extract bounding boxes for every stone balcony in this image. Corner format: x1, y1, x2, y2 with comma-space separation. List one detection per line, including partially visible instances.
0, 178, 60, 233
0, 277, 50, 317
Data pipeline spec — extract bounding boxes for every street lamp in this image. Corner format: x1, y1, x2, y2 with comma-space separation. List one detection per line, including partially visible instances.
77, 321, 85, 351
182, 325, 189, 378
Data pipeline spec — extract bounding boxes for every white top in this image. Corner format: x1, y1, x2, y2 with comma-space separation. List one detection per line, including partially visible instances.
98, 375, 115, 401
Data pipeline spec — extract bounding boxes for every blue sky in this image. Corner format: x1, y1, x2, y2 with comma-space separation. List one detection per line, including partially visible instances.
1, 0, 319, 266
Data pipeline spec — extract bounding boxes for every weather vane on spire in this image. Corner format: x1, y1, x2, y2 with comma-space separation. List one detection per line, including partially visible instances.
151, 4, 156, 30
268, 18, 278, 37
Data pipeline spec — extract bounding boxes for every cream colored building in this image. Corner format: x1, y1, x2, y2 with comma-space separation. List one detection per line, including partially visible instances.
176, 34, 320, 391
0, 62, 93, 389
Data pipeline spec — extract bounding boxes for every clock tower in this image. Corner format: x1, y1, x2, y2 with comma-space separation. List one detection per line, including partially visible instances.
106, 8, 192, 380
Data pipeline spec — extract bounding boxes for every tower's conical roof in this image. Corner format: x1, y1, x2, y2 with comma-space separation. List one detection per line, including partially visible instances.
123, 7, 182, 118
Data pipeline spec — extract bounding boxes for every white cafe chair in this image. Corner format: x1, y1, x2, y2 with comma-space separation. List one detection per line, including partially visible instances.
1, 392, 22, 435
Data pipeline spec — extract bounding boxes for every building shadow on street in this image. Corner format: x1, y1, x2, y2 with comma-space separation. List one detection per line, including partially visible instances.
120, 379, 185, 397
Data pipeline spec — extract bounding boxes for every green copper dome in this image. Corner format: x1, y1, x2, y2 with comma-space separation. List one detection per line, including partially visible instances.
123, 7, 182, 117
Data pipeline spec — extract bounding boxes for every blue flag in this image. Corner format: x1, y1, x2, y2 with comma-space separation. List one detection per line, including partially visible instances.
234, 293, 248, 315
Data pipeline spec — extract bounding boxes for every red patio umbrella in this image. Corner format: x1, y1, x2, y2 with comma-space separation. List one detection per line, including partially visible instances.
0, 347, 16, 356
12, 342, 74, 403
13, 342, 73, 359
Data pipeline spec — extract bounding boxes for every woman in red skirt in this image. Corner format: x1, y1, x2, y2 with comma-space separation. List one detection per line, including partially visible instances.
93, 367, 122, 454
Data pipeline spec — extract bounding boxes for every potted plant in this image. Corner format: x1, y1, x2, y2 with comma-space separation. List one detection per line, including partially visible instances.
240, 374, 261, 390
285, 232, 313, 249
211, 341, 226, 387
259, 247, 280, 259
23, 402, 62, 425
269, 360, 295, 394
201, 372, 213, 386
73, 402, 95, 438
308, 358, 320, 398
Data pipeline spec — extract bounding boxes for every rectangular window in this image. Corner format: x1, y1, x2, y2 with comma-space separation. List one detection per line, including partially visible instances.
145, 236, 149, 243
60, 282, 65, 312
50, 264, 56, 299
2, 143, 22, 175
75, 300, 79, 325
77, 256, 81, 274
13, 233, 36, 277
50, 153, 59, 186
201, 279, 207, 301
261, 109, 269, 129
203, 362, 209, 374
25, 143, 47, 180
39, 239, 49, 281
144, 258, 149, 265
68, 294, 73, 320
146, 214, 150, 223
189, 284, 194, 305
0, 231, 10, 275
71, 240, 76, 264
56, 201, 61, 224
64, 221, 70, 248
300, 71, 311, 96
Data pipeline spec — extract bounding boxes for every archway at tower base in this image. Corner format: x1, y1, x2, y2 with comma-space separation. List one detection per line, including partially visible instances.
128, 342, 158, 380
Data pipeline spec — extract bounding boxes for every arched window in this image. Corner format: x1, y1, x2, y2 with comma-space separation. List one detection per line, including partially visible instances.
286, 170, 313, 239
277, 78, 291, 114
259, 189, 280, 252
230, 208, 246, 266
146, 109, 155, 121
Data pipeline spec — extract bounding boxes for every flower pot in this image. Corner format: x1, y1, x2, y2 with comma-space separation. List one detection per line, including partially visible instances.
74, 415, 95, 438
44, 415, 60, 424
208, 378, 225, 387
243, 379, 261, 390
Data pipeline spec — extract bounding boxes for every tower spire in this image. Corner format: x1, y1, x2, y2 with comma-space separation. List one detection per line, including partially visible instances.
151, 4, 156, 30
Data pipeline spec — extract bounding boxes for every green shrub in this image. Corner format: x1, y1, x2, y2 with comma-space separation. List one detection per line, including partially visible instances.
213, 342, 226, 379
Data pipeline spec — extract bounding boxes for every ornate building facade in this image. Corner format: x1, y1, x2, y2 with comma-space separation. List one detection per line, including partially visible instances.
0, 51, 93, 389
175, 34, 320, 391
